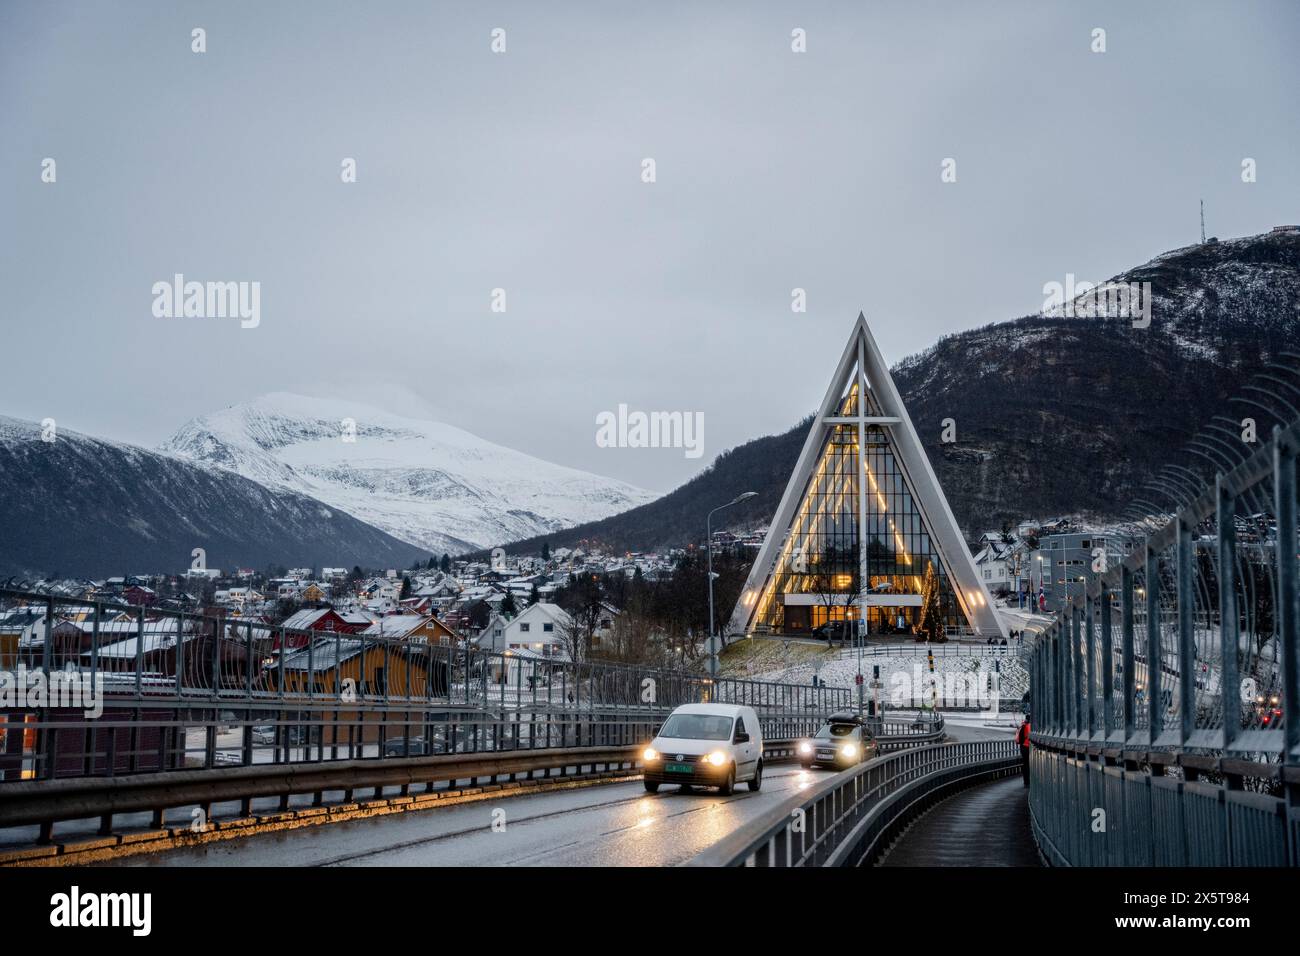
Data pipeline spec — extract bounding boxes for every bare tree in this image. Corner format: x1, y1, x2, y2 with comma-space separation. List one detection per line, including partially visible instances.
556, 575, 605, 659
809, 564, 856, 643
599, 609, 671, 668
554, 610, 591, 666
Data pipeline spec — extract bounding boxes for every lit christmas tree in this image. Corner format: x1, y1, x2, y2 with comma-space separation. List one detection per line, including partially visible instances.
916, 560, 942, 643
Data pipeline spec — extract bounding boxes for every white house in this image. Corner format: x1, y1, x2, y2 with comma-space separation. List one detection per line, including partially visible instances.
477, 602, 572, 660
972, 533, 1029, 594
214, 587, 263, 607
361, 578, 401, 602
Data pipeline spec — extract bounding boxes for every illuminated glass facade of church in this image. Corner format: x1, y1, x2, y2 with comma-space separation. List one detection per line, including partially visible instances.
751, 385, 961, 636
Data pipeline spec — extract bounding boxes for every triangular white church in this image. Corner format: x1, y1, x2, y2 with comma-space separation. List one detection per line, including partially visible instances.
726, 314, 1004, 639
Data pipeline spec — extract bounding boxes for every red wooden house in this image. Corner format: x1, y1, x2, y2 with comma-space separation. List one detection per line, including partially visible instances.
274, 607, 365, 649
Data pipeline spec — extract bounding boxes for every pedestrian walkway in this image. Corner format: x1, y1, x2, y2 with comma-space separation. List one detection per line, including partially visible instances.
877, 775, 1042, 866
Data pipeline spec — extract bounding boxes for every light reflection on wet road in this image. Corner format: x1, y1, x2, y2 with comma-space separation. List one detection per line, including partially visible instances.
123, 766, 838, 867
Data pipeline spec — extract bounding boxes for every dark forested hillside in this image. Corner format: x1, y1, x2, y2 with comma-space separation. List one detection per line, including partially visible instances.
496, 416, 811, 558
896, 228, 1300, 532
495, 228, 1300, 554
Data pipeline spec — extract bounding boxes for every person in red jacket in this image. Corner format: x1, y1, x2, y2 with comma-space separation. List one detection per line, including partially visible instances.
1016, 717, 1032, 787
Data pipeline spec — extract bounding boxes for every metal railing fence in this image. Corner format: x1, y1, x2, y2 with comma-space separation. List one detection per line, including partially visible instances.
0, 588, 848, 781
833, 641, 1022, 660
1028, 416, 1300, 866
689, 739, 1018, 866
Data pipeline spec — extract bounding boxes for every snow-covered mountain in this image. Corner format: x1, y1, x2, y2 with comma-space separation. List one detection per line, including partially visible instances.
161, 393, 657, 555
0, 416, 427, 578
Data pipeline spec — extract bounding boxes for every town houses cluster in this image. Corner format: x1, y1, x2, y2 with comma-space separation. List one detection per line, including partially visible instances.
0, 545, 689, 671
5, 509, 1266, 678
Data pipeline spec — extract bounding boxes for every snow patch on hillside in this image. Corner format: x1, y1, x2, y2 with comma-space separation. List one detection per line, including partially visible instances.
161, 393, 659, 555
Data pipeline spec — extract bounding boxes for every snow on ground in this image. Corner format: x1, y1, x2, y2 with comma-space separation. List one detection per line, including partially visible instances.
997, 606, 1055, 637
725, 637, 1030, 710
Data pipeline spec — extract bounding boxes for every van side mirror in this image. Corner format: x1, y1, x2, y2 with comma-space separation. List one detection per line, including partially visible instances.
734, 731, 750, 743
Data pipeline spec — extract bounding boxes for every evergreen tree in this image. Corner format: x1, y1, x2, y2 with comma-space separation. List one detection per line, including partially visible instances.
500, 591, 518, 618
541, 541, 551, 561
528, 584, 540, 606
439, 554, 451, 573
400, 575, 412, 600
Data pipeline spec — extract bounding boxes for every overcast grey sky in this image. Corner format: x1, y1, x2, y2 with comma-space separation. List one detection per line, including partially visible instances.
2, 0, 1298, 493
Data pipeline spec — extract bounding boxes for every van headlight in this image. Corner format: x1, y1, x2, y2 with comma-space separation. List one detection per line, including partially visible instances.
798, 741, 813, 755
643, 747, 659, 762
705, 750, 727, 766
840, 744, 858, 759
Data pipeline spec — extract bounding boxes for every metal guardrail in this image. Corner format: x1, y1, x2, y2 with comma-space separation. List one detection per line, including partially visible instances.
689, 740, 1019, 866
887, 698, 1025, 713
0, 723, 949, 856
0, 734, 834, 852
0, 744, 643, 841
871, 715, 946, 750
1028, 744, 1297, 866
834, 642, 1022, 660
1027, 411, 1300, 866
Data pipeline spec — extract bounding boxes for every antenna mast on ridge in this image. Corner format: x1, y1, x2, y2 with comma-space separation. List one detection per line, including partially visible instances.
1200, 199, 1206, 244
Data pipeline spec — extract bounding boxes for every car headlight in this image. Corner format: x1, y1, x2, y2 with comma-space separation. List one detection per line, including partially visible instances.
841, 743, 858, 759
798, 741, 812, 755
643, 747, 659, 762
705, 750, 727, 766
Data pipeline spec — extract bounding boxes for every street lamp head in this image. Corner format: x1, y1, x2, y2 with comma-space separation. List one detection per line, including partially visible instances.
730, 491, 758, 505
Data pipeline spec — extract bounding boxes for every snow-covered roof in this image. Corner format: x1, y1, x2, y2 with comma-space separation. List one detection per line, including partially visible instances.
362, 614, 429, 638
513, 602, 572, 629
19, 619, 185, 646
279, 636, 366, 671
501, 646, 563, 662
0, 610, 45, 634
280, 607, 339, 630
86, 628, 198, 658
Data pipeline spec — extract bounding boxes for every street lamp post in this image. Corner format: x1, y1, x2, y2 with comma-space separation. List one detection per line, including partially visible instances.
707, 492, 758, 679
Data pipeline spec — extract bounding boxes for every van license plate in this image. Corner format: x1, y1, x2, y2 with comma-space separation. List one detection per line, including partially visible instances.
666, 763, 692, 774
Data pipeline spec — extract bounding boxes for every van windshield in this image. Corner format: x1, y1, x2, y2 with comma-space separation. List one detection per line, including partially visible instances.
658, 713, 734, 741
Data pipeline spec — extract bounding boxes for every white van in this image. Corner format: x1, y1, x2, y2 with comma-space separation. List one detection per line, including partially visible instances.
641, 703, 763, 795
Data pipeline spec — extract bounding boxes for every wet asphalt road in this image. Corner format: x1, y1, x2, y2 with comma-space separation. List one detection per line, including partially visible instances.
121, 765, 838, 867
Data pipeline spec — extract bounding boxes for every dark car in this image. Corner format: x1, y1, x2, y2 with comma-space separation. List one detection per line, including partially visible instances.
798, 711, 878, 770
910, 711, 943, 732
811, 620, 857, 644
252, 725, 312, 745
383, 736, 434, 757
